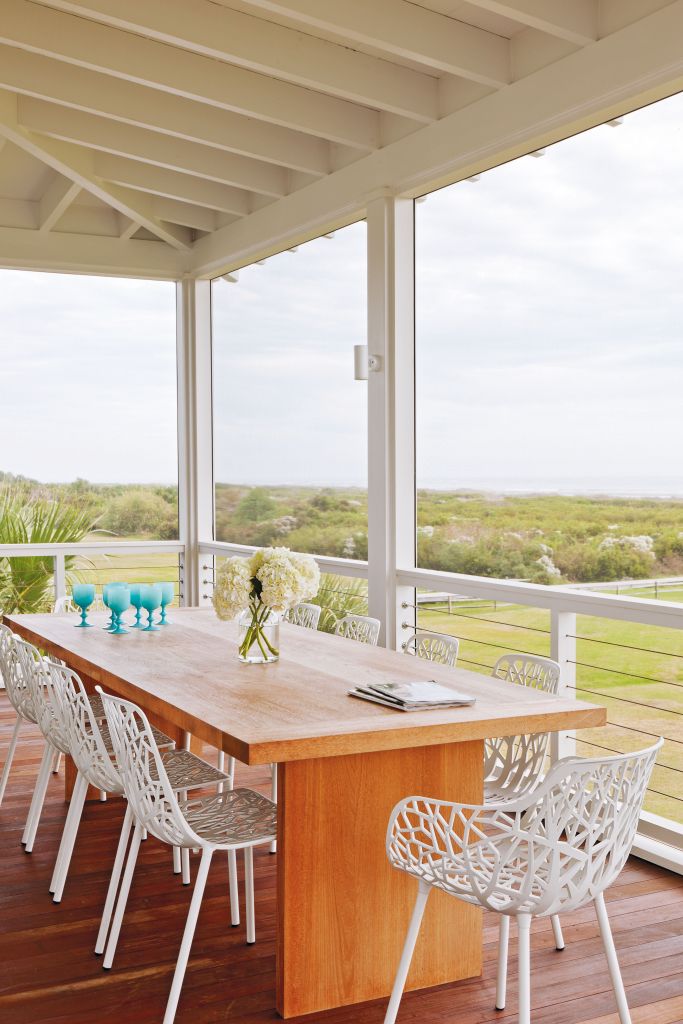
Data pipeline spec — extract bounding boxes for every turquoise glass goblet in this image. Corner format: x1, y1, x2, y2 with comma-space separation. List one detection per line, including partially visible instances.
159, 582, 174, 626
107, 586, 131, 635
129, 583, 144, 628
72, 584, 96, 627
103, 582, 128, 631
140, 584, 162, 631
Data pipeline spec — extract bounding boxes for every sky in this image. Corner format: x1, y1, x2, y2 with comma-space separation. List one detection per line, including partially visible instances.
1, 89, 683, 492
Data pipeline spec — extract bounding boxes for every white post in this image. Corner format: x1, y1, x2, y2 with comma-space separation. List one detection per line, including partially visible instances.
550, 609, 577, 760
53, 553, 67, 603
176, 278, 214, 608
366, 195, 416, 649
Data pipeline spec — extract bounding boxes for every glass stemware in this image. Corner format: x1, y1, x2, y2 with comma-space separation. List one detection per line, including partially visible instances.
103, 582, 128, 631
107, 586, 131, 635
159, 582, 174, 626
140, 583, 162, 631
72, 584, 96, 627
129, 583, 144, 628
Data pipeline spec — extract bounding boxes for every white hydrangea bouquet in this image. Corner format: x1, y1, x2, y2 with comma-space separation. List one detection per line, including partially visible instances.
213, 547, 320, 664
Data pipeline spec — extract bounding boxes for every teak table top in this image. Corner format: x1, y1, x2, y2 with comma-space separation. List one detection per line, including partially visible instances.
4, 608, 606, 764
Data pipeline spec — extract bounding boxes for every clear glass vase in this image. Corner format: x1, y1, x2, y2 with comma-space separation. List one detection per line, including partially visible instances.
237, 606, 280, 664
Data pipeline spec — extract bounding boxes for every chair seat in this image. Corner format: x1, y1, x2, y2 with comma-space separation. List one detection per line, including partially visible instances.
158, 748, 230, 793
180, 787, 277, 847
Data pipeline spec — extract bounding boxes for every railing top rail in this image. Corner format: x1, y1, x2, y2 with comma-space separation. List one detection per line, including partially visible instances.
199, 540, 368, 579
0, 541, 185, 557
398, 566, 683, 630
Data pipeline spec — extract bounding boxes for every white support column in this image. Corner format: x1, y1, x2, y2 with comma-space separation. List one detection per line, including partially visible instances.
550, 609, 577, 760
176, 277, 214, 607
53, 553, 67, 603
366, 195, 416, 649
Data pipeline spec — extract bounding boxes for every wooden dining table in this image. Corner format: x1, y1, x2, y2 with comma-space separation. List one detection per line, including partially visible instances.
5, 608, 606, 1018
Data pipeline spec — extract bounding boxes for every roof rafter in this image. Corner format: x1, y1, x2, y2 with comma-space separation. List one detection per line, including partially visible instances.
18, 99, 289, 198
235, 0, 510, 86
464, 0, 598, 47
94, 153, 252, 216
32, 0, 438, 123
0, 45, 331, 176
2, 0, 379, 149
38, 173, 80, 230
190, 0, 683, 277
0, 91, 191, 250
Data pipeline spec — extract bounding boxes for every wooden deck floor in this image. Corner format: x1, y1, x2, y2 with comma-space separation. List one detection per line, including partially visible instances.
1, 694, 683, 1024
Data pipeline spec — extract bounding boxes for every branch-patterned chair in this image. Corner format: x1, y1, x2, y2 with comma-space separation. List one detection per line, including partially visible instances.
38, 657, 228, 920
285, 602, 322, 630
334, 613, 380, 645
98, 688, 277, 1024
403, 632, 459, 667
0, 624, 39, 810
384, 740, 662, 1024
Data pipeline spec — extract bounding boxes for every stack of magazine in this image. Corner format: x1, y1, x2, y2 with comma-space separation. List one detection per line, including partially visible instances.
349, 679, 476, 712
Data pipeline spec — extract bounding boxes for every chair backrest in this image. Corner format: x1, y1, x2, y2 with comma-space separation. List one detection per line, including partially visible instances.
285, 603, 322, 630
484, 654, 562, 796
492, 653, 560, 693
0, 626, 39, 724
334, 614, 380, 646
98, 688, 199, 848
13, 637, 72, 755
387, 740, 662, 917
53, 596, 74, 615
404, 632, 459, 667
45, 661, 121, 792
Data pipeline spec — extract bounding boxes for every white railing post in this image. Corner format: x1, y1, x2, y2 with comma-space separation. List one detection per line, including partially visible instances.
550, 609, 577, 761
366, 194, 416, 649
53, 553, 67, 604
176, 277, 214, 607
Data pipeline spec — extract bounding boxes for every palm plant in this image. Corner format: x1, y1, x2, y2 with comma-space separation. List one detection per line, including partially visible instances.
0, 489, 95, 613
311, 572, 369, 633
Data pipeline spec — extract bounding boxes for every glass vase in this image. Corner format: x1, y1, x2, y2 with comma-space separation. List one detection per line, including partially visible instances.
237, 606, 280, 664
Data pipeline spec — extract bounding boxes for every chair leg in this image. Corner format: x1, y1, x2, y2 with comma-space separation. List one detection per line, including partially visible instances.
103, 822, 143, 969
227, 756, 235, 791
269, 764, 277, 854
95, 805, 133, 955
228, 849, 240, 926
50, 771, 87, 894
244, 846, 255, 944
384, 882, 431, 1024
52, 751, 62, 774
496, 915, 510, 1010
52, 773, 88, 903
0, 715, 21, 807
162, 847, 213, 1024
173, 846, 182, 875
23, 743, 54, 852
517, 914, 532, 1024
551, 914, 565, 951
595, 892, 632, 1024
22, 741, 51, 844
217, 749, 225, 794
181, 848, 191, 885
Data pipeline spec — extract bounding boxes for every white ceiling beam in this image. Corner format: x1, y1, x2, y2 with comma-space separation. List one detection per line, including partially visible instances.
2, 0, 378, 149
191, 0, 683, 277
33, 0, 437, 124
236, 0, 510, 86
0, 46, 330, 176
0, 224, 188, 276
0, 91, 191, 250
38, 173, 80, 230
117, 213, 138, 241
94, 154, 252, 215
149, 199, 217, 234
464, 0, 598, 46
18, 99, 288, 198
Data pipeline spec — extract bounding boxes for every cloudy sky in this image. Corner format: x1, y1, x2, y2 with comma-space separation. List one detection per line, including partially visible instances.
1, 89, 682, 493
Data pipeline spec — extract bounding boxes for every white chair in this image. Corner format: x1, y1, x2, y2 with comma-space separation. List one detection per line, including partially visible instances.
285, 602, 322, 630
403, 632, 459, 666
335, 613, 380, 645
98, 687, 277, 1024
384, 740, 662, 1024
485, 654, 561, 804
37, 658, 228, 910
0, 624, 38, 809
